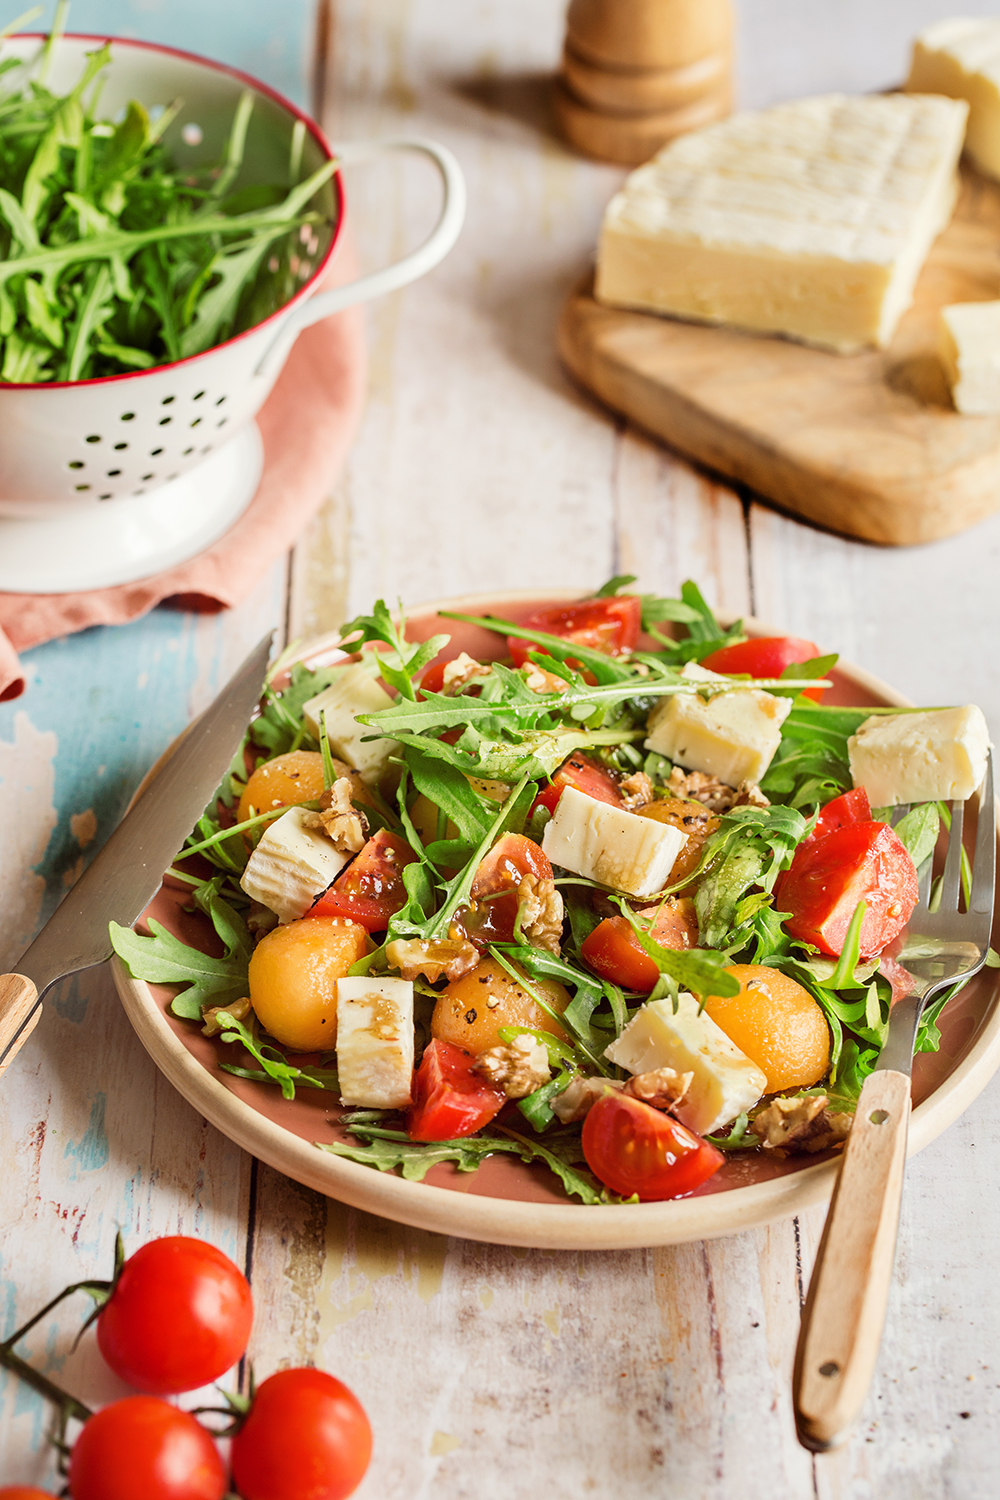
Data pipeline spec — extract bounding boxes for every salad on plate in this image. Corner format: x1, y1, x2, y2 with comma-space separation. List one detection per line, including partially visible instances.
111, 580, 995, 1206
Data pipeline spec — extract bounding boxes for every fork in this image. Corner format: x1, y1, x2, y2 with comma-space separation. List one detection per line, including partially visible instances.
792, 751, 996, 1452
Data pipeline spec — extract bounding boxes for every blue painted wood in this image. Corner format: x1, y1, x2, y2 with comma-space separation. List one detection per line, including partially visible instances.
19, 0, 317, 104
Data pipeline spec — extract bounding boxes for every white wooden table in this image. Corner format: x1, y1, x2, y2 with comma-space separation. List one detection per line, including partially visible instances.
3, 1, 1000, 1493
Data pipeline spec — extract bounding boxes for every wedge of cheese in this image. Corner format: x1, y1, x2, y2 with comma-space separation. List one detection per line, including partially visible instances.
541, 783, 688, 898
605, 994, 767, 1136
240, 805, 349, 924
336, 977, 415, 1109
303, 664, 400, 785
938, 300, 1000, 414
595, 92, 968, 352
848, 706, 991, 806
907, 18, 1000, 180
644, 663, 790, 786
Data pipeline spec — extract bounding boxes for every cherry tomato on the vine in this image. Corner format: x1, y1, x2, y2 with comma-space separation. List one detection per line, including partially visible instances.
68, 1397, 226, 1500
230, 1368, 373, 1500
581, 1092, 724, 1201
97, 1237, 253, 1395
0, 1488, 56, 1498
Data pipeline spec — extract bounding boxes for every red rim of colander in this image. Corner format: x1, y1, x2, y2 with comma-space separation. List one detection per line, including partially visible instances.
0, 31, 345, 390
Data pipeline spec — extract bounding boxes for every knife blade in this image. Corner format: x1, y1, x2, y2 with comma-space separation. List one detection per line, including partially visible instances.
0, 631, 274, 1075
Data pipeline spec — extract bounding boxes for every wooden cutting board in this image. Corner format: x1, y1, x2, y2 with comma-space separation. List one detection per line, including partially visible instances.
558, 167, 1000, 546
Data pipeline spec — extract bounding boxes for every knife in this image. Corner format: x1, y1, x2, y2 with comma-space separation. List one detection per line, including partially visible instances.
0, 632, 274, 1078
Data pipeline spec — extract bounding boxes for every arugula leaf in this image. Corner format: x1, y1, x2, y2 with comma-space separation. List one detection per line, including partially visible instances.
109, 911, 250, 1020
338, 599, 448, 702
611, 899, 740, 1005
212, 1010, 339, 1101
706, 1111, 757, 1150
893, 803, 940, 871
687, 805, 809, 948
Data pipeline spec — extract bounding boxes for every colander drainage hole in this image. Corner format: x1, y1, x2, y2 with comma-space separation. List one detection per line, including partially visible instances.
182, 447, 194, 456
150, 448, 163, 456
215, 395, 227, 406
159, 416, 173, 426
193, 390, 205, 401
113, 442, 128, 451
161, 395, 175, 405
68, 460, 84, 470
141, 472, 155, 481
74, 483, 90, 491
106, 469, 122, 477
217, 417, 228, 428
99, 493, 112, 500
121, 413, 135, 422
85, 434, 101, 444
190, 417, 202, 428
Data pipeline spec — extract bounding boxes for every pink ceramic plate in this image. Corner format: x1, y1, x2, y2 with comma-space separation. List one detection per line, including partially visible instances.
111, 592, 1000, 1248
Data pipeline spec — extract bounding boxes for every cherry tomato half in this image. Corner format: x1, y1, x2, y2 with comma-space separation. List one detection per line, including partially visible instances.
97, 1237, 253, 1396
806, 786, 871, 847
407, 1038, 506, 1141
507, 596, 641, 668
700, 635, 826, 701
776, 819, 918, 958
582, 1092, 724, 1201
580, 901, 700, 992
230, 1368, 372, 1500
453, 835, 553, 948
531, 753, 624, 818
310, 830, 417, 932
68, 1398, 226, 1500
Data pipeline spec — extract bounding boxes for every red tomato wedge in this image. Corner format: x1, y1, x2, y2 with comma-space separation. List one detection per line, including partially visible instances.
581, 903, 700, 992
408, 1039, 506, 1141
700, 635, 827, 701
507, 595, 641, 668
531, 753, 624, 818
807, 786, 871, 846
453, 835, 554, 948
776, 820, 918, 958
582, 1092, 724, 1201
310, 830, 417, 932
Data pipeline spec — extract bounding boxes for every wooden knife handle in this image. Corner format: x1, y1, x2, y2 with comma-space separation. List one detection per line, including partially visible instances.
793, 1068, 911, 1451
0, 974, 41, 1078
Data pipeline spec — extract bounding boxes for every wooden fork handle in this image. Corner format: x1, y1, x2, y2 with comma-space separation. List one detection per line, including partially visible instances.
793, 1068, 911, 1451
0, 974, 40, 1079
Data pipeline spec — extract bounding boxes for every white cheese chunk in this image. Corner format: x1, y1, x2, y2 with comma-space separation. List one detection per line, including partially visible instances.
848, 706, 991, 806
336, 976, 415, 1109
240, 805, 349, 924
303, 664, 400, 784
595, 92, 968, 352
605, 993, 767, 1136
907, 18, 1000, 181
644, 663, 791, 786
938, 300, 1000, 414
541, 784, 688, 899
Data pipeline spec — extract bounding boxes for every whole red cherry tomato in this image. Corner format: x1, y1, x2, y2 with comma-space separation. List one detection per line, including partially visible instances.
407, 1038, 506, 1141
0, 1489, 56, 1498
97, 1237, 253, 1395
230, 1368, 372, 1500
582, 1092, 724, 1201
700, 635, 827, 701
68, 1398, 226, 1500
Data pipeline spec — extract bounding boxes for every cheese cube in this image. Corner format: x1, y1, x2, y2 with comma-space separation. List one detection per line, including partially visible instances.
645, 663, 791, 786
596, 93, 968, 353
541, 784, 688, 898
303, 664, 400, 784
336, 977, 415, 1109
907, 19, 1000, 181
938, 301, 1000, 415
848, 706, 991, 806
605, 994, 767, 1136
240, 805, 349, 924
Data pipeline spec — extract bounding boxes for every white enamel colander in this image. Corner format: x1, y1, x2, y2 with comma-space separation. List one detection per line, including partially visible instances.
0, 33, 465, 593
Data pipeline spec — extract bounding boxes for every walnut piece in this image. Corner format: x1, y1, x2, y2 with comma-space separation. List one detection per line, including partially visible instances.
517, 873, 564, 954
665, 767, 769, 814
751, 1094, 853, 1155
303, 776, 369, 853
623, 1067, 694, 1111
550, 1075, 624, 1123
522, 664, 569, 694
202, 996, 252, 1037
475, 1034, 551, 1099
385, 937, 479, 983
619, 771, 654, 811
442, 651, 490, 693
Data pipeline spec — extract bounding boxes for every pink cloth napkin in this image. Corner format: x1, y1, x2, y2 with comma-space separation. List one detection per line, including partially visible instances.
0, 254, 367, 702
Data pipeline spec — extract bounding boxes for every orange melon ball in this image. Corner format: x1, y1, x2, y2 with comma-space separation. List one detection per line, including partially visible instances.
248, 916, 369, 1052
703, 963, 830, 1093
432, 955, 571, 1056
238, 751, 328, 825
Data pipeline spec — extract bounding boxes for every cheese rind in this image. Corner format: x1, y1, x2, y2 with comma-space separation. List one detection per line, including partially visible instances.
240, 805, 349, 924
848, 706, 991, 806
303, 664, 399, 784
644, 663, 791, 786
595, 92, 968, 352
938, 300, 1000, 414
605, 993, 767, 1135
336, 977, 415, 1109
907, 18, 1000, 180
541, 784, 688, 898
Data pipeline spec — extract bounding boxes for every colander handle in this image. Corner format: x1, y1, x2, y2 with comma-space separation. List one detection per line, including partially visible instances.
254, 136, 466, 379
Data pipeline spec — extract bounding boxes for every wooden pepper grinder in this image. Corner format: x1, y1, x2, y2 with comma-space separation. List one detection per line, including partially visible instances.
554, 0, 733, 166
